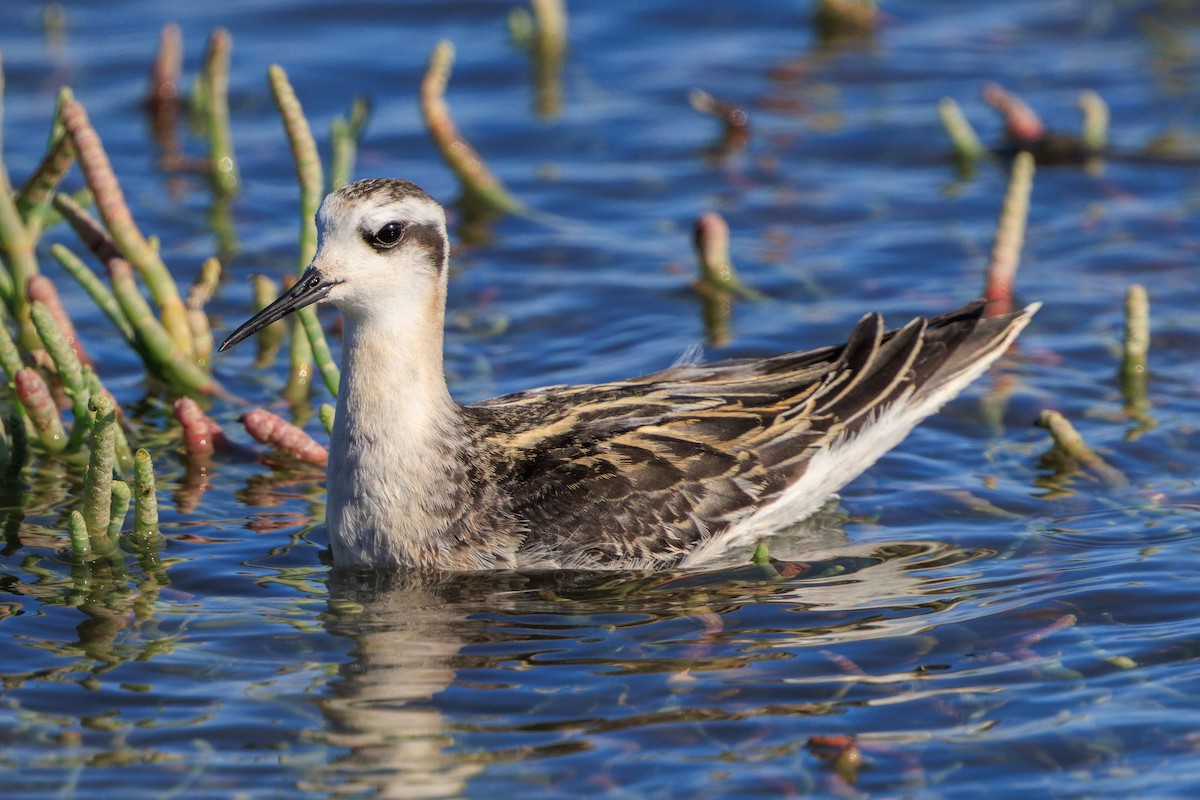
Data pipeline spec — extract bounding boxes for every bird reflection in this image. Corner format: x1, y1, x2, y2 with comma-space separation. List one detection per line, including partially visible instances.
317, 569, 498, 798
310, 511, 987, 797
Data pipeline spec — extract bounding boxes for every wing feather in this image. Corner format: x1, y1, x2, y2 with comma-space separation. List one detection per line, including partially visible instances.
465, 300, 1033, 567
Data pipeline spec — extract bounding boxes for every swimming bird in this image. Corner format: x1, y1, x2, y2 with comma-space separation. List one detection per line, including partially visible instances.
220, 178, 1038, 572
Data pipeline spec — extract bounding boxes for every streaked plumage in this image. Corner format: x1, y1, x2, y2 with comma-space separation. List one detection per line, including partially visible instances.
221, 178, 1038, 572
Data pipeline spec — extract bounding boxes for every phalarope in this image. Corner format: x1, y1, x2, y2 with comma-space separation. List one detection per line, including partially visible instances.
221, 178, 1038, 571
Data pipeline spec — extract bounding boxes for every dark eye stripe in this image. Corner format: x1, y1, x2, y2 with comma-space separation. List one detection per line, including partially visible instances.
405, 222, 447, 273
357, 220, 446, 271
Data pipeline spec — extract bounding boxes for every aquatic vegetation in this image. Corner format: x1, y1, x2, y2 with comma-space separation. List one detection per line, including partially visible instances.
983, 151, 1034, 315
938, 96, 988, 164
329, 96, 372, 192
690, 211, 763, 346
0, 383, 163, 602
0, 18, 1051, 578
0, 38, 215, 607
241, 408, 328, 466
0, 10, 1158, 592
1120, 283, 1153, 438
508, 0, 568, 118
1036, 408, 1127, 491
421, 40, 527, 217
813, 0, 879, 44
2, 5, 1199, 796
2, 26, 369, 524
689, 88, 751, 159
268, 64, 340, 399
198, 29, 238, 196
939, 84, 1113, 168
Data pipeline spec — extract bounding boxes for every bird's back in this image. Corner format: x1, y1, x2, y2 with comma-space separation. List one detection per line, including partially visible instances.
465, 300, 1038, 569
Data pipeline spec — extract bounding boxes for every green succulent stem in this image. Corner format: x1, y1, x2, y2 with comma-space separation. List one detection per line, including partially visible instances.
421, 40, 526, 215
59, 97, 195, 359
108, 479, 131, 541
330, 96, 370, 191
50, 241, 136, 344
939, 97, 987, 162
68, 509, 92, 562
268, 64, 340, 398
81, 394, 117, 545
203, 29, 239, 196
132, 447, 160, 543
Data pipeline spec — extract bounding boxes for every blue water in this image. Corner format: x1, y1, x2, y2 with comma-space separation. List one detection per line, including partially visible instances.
2, 0, 1200, 796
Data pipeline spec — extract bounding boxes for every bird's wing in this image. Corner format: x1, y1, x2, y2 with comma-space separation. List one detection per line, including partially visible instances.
469, 301, 1026, 567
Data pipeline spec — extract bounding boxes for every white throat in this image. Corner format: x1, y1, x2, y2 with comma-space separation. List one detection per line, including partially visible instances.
325, 303, 462, 568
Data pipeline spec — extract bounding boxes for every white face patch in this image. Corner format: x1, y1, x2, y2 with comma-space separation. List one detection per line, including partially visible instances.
317, 182, 447, 254
311, 180, 451, 319
360, 196, 444, 233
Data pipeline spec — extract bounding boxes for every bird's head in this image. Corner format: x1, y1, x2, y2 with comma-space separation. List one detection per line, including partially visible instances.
220, 177, 450, 352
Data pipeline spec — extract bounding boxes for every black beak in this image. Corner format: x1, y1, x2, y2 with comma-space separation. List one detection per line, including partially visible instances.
219, 266, 335, 352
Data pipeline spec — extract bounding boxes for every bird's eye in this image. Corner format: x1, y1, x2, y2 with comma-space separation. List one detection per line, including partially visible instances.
370, 222, 405, 248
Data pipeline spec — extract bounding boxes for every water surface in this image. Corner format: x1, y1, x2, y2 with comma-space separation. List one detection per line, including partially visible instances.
1, 1, 1199, 796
